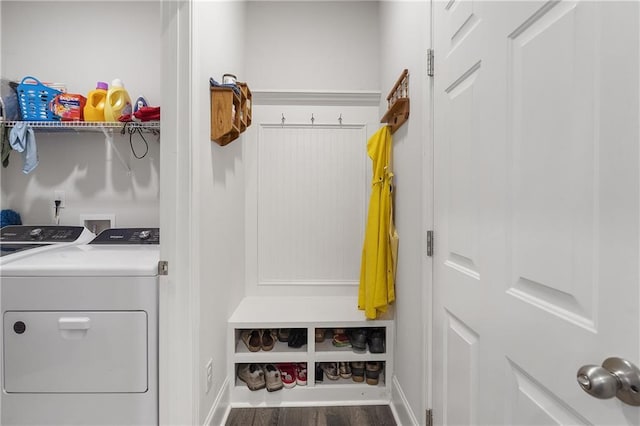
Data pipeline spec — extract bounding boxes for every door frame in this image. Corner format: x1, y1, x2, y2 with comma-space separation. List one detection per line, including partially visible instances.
425, 0, 435, 421
159, 0, 199, 424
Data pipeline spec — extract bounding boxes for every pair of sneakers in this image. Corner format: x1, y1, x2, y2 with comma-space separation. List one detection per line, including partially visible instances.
237, 363, 284, 392
276, 363, 307, 388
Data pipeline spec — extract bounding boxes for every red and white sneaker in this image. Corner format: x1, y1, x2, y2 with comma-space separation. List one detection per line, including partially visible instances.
296, 363, 308, 386
277, 363, 297, 388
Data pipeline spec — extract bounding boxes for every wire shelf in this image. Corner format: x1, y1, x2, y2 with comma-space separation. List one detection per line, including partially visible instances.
0, 120, 160, 132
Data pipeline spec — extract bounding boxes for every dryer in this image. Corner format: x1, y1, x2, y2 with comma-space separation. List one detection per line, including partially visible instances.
1, 228, 160, 426
0, 225, 95, 265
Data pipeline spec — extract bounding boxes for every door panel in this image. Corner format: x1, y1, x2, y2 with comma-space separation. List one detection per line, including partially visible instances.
433, 1, 639, 424
506, 360, 590, 425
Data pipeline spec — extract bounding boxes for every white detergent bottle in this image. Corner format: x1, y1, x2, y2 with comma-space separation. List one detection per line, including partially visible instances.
104, 78, 132, 122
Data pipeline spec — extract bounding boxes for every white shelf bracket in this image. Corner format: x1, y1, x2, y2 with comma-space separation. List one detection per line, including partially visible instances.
100, 125, 132, 175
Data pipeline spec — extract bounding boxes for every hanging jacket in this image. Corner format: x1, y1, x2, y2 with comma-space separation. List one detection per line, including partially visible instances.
358, 126, 398, 319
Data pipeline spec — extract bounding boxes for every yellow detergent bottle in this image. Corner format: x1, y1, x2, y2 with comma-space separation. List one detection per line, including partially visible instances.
104, 78, 132, 122
83, 81, 108, 122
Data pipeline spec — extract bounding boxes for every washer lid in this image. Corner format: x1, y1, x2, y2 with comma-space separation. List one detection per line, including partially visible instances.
0, 245, 160, 276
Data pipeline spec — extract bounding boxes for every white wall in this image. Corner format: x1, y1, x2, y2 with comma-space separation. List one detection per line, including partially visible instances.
0, 1, 161, 227
246, 1, 380, 91
379, 1, 431, 424
191, 1, 247, 424
242, 1, 380, 299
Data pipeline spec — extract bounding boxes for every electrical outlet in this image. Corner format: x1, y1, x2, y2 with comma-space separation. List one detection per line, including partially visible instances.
205, 358, 213, 394
54, 190, 65, 208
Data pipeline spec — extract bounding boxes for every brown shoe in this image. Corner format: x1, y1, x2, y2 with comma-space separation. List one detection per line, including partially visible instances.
241, 329, 262, 352
262, 329, 276, 351
365, 361, 382, 385
351, 361, 365, 382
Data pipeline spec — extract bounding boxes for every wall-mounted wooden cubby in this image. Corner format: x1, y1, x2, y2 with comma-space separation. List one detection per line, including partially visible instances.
380, 69, 409, 134
210, 82, 252, 146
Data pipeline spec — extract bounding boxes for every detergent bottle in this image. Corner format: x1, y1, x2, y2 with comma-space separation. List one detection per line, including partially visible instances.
83, 81, 108, 122
104, 78, 132, 122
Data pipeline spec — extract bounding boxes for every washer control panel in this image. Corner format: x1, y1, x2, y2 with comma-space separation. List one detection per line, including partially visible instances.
0, 226, 86, 242
90, 228, 160, 245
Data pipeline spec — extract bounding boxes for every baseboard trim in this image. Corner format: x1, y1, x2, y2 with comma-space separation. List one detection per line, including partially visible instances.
391, 376, 420, 426
204, 377, 231, 426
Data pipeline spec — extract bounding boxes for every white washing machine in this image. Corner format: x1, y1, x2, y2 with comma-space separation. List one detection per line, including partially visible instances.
1, 228, 160, 426
0, 225, 95, 265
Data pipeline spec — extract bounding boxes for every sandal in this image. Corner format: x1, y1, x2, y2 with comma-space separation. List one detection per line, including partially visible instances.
351, 361, 365, 382
262, 329, 276, 351
241, 329, 262, 352
365, 361, 382, 385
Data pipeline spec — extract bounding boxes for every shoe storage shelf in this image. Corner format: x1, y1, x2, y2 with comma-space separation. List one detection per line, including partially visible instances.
210, 82, 252, 146
227, 296, 394, 406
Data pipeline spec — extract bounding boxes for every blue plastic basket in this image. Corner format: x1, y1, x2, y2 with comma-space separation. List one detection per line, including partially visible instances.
17, 76, 61, 121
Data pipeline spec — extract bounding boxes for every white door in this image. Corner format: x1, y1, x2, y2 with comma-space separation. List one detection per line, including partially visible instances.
433, 1, 640, 425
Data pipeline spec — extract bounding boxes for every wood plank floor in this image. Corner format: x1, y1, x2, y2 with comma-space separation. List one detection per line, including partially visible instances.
225, 405, 396, 426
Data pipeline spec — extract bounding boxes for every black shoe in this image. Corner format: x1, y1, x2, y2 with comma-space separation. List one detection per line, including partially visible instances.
288, 328, 307, 348
350, 328, 368, 352
367, 328, 385, 353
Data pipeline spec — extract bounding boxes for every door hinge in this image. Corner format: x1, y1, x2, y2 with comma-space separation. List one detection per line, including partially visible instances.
426, 409, 433, 426
158, 260, 169, 276
427, 49, 434, 77
427, 230, 434, 257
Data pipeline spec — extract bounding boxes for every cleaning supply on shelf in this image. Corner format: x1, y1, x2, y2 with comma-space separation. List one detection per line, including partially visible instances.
52, 93, 87, 121
104, 78, 132, 122
84, 82, 108, 122
133, 95, 148, 114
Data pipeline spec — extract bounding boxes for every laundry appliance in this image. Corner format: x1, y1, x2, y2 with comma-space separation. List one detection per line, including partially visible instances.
0, 225, 95, 265
1, 227, 160, 426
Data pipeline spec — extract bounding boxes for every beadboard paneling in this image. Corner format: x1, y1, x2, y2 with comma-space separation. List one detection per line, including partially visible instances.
256, 124, 367, 286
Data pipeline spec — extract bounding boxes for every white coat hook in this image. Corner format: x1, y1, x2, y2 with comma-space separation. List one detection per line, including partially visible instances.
338, 114, 343, 126
311, 113, 315, 125
281, 113, 286, 127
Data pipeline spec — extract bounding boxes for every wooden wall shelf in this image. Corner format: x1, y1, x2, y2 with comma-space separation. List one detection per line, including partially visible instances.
380, 69, 409, 134
210, 82, 252, 146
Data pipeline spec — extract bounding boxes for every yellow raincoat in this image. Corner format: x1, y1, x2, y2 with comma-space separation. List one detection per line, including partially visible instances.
358, 126, 399, 319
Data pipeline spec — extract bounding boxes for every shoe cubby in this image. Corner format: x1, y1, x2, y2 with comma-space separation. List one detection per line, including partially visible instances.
228, 296, 394, 405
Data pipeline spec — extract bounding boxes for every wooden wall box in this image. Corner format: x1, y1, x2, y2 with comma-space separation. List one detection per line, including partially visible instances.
210, 82, 252, 146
